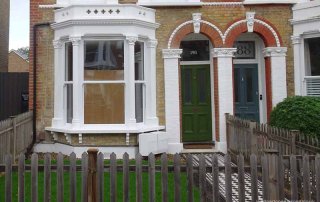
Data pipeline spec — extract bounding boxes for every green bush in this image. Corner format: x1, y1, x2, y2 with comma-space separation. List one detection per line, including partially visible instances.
270, 96, 320, 137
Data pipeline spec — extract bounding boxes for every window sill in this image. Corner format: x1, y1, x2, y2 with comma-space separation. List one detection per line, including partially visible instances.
45, 124, 165, 134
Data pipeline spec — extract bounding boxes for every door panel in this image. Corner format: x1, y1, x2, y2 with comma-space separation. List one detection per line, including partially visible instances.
182, 65, 212, 142
234, 64, 259, 122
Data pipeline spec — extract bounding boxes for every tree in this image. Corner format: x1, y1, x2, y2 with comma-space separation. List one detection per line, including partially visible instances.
16, 47, 29, 61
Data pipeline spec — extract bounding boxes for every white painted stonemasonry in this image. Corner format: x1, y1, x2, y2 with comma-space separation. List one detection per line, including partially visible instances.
291, 0, 320, 96
212, 48, 237, 153
263, 47, 288, 106
52, 40, 64, 127
34, 143, 138, 159
162, 49, 183, 154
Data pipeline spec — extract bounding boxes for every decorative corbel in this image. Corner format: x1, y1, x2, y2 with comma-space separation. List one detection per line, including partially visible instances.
192, 13, 202, 34
246, 12, 255, 33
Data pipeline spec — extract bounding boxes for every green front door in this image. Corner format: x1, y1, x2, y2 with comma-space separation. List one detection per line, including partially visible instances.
181, 65, 212, 142
234, 64, 260, 122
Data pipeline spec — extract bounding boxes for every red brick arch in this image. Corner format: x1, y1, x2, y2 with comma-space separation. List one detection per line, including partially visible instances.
169, 21, 224, 48
224, 16, 283, 47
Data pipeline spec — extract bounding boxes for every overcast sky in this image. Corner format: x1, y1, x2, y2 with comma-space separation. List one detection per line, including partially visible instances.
9, 0, 29, 50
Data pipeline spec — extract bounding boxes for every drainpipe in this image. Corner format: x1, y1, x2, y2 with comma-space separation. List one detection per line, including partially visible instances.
27, 22, 53, 155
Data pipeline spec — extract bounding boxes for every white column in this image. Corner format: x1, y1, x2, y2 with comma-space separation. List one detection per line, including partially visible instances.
52, 40, 64, 127
292, 36, 303, 95
126, 36, 138, 126
263, 47, 288, 106
145, 39, 159, 126
70, 36, 82, 127
162, 49, 183, 154
212, 48, 237, 153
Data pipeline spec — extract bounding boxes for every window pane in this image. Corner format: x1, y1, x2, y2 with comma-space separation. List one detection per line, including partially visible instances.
84, 84, 124, 124
135, 42, 144, 80
135, 83, 144, 123
198, 68, 207, 103
306, 37, 320, 76
66, 84, 73, 123
84, 41, 124, 80
180, 40, 209, 61
234, 68, 240, 103
246, 68, 253, 103
183, 69, 192, 104
65, 42, 73, 81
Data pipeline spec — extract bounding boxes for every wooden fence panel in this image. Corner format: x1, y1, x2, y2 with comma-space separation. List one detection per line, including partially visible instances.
148, 153, 155, 202
18, 154, 24, 202
70, 152, 77, 202
81, 152, 88, 202
135, 153, 142, 202
57, 153, 64, 202
224, 154, 232, 202
5, 154, 12, 202
237, 154, 245, 202
110, 153, 117, 202
161, 153, 168, 202
173, 153, 181, 202
199, 154, 206, 202
212, 154, 219, 202
0, 111, 33, 164
97, 152, 104, 202
123, 153, 129, 202
31, 153, 38, 202
250, 154, 258, 202
186, 154, 193, 202
44, 153, 51, 202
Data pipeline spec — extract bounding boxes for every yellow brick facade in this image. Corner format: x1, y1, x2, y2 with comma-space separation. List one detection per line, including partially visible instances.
30, 1, 294, 146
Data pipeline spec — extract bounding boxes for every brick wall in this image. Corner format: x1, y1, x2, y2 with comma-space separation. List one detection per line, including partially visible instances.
29, 0, 55, 136
0, 0, 10, 72
8, 52, 29, 72
30, 2, 294, 135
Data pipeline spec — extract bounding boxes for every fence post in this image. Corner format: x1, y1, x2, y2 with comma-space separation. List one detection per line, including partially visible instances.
290, 130, 298, 155
225, 113, 230, 151
10, 116, 17, 161
87, 148, 98, 202
264, 149, 279, 200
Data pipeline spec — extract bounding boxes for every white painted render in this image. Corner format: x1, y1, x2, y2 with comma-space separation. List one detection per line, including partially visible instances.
33, 142, 138, 159
291, 0, 320, 96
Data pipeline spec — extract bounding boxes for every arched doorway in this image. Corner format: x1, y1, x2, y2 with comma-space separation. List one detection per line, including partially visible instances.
179, 33, 214, 143
233, 33, 267, 123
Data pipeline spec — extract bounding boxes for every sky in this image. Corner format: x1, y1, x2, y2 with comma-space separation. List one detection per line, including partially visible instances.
9, 0, 30, 50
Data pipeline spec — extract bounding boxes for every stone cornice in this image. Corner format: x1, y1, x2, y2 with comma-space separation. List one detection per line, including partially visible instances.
53, 40, 63, 49
291, 35, 301, 45
263, 47, 287, 57
126, 36, 138, 45
51, 19, 160, 30
211, 48, 237, 58
69, 36, 82, 46
162, 49, 183, 59
147, 39, 158, 48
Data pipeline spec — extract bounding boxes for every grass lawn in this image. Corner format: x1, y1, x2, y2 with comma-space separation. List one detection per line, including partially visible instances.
0, 161, 200, 201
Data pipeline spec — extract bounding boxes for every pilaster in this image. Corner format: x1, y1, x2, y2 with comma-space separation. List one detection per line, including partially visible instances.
263, 47, 288, 106
162, 49, 183, 154
52, 40, 64, 127
145, 39, 159, 126
211, 48, 237, 153
126, 36, 138, 126
70, 36, 82, 127
291, 36, 303, 95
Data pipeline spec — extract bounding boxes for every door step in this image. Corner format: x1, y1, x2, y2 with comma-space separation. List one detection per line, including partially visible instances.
183, 142, 215, 149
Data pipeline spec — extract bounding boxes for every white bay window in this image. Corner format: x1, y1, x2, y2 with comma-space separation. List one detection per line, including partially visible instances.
49, 3, 161, 134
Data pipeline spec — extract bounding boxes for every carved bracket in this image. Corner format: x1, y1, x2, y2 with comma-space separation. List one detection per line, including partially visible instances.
246, 12, 255, 33
192, 13, 202, 34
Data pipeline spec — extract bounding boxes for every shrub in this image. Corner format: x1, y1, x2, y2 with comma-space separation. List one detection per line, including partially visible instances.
270, 96, 320, 137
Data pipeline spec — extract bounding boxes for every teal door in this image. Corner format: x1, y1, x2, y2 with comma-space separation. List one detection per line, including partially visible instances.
234, 64, 260, 122
181, 65, 212, 142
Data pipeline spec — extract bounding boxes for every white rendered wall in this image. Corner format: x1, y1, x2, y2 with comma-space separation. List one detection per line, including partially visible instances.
162, 49, 183, 154
212, 48, 237, 153
263, 47, 288, 106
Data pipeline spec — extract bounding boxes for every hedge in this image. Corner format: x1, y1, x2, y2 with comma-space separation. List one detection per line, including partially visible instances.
269, 96, 320, 137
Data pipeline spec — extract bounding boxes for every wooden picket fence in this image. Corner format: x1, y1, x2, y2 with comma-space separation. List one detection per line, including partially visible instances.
0, 111, 33, 164
226, 113, 320, 161
1, 151, 320, 201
